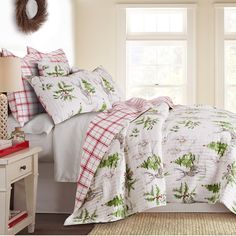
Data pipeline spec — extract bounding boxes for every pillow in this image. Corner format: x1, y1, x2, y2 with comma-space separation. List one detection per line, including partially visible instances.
2, 48, 69, 126
28, 73, 112, 124
7, 113, 54, 135
93, 66, 124, 104
38, 60, 70, 77
27, 47, 68, 63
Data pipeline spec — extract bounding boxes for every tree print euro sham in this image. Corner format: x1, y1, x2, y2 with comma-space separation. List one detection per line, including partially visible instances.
28, 72, 112, 124
65, 101, 236, 225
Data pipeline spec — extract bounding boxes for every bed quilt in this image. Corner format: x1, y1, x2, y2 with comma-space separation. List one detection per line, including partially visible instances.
65, 100, 236, 225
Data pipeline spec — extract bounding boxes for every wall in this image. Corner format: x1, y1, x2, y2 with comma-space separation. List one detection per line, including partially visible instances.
74, 0, 236, 105
0, 0, 75, 64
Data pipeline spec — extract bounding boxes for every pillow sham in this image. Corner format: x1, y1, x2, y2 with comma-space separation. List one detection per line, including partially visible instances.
38, 60, 70, 77
93, 66, 124, 103
2, 48, 69, 126
28, 73, 112, 124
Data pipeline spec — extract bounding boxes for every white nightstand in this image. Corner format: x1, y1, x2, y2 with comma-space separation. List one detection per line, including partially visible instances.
0, 147, 42, 235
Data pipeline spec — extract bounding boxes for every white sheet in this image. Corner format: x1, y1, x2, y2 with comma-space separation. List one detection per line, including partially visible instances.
53, 112, 97, 182
7, 113, 54, 135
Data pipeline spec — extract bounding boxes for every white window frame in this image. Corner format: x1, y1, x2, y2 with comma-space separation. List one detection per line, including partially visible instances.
215, 3, 236, 109
117, 4, 197, 104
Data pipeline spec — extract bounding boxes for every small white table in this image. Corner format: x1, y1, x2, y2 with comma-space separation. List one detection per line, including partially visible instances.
0, 147, 41, 235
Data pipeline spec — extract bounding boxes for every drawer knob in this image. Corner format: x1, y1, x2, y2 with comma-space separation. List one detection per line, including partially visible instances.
20, 165, 26, 170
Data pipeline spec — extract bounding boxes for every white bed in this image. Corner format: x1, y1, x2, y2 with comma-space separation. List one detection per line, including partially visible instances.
8, 113, 229, 214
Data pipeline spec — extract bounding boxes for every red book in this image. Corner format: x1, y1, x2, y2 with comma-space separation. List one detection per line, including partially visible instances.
8, 211, 28, 228
0, 141, 29, 158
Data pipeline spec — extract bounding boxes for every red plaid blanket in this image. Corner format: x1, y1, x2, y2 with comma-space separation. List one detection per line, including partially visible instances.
75, 97, 173, 208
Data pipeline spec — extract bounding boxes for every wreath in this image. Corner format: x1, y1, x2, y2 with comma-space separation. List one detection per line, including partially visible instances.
15, 0, 48, 34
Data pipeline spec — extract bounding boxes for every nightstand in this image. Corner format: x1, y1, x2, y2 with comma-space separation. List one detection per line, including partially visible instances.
0, 147, 42, 235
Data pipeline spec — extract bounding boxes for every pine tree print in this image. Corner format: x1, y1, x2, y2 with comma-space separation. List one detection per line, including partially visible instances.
130, 128, 140, 138
139, 154, 162, 171
98, 101, 107, 112
73, 209, 97, 223
206, 141, 228, 158
174, 153, 196, 169
144, 185, 166, 206
99, 153, 119, 169
173, 182, 196, 203
102, 77, 115, 93
203, 183, 221, 203
223, 162, 236, 186
135, 117, 158, 130
125, 165, 137, 197
178, 120, 201, 129
47, 65, 66, 76
214, 121, 236, 132
105, 195, 129, 218
82, 79, 95, 94
53, 81, 75, 101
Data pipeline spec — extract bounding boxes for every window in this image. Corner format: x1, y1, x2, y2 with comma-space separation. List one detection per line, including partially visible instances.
215, 5, 236, 113
117, 5, 196, 104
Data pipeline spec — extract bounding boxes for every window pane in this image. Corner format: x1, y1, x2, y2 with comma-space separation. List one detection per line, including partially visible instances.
127, 8, 186, 33
127, 41, 187, 87
225, 87, 236, 113
225, 41, 236, 84
128, 86, 185, 104
225, 8, 236, 33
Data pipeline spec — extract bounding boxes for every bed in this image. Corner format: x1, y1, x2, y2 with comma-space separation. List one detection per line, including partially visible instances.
2, 47, 234, 226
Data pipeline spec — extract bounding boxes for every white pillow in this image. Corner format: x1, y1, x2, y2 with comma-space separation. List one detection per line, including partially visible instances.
28, 72, 112, 124
7, 113, 54, 135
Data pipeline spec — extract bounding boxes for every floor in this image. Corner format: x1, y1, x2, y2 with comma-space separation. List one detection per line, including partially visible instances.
18, 214, 95, 235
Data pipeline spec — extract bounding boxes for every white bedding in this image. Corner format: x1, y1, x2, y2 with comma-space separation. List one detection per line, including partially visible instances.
53, 112, 97, 182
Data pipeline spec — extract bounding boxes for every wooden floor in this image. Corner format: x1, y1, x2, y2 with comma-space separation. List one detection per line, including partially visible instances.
18, 214, 95, 235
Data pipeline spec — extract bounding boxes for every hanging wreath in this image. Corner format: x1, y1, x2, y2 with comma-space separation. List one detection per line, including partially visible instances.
15, 0, 48, 34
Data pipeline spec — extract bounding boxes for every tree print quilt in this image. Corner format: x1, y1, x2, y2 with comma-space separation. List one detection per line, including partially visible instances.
65, 100, 236, 225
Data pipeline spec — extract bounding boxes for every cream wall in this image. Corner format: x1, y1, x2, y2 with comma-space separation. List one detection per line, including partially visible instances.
74, 0, 236, 105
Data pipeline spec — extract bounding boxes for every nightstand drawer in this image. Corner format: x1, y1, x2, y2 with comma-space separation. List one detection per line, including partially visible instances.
9, 157, 32, 181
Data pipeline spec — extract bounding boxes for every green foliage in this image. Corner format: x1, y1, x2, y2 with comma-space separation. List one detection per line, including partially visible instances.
82, 79, 95, 94
130, 128, 140, 138
174, 153, 196, 169
204, 183, 221, 193
173, 182, 196, 203
106, 195, 124, 207
125, 165, 137, 196
53, 81, 75, 101
139, 154, 161, 171
170, 125, 180, 132
41, 83, 53, 91
73, 209, 97, 223
47, 65, 66, 76
102, 78, 115, 92
223, 161, 236, 186
135, 116, 158, 130
99, 153, 119, 169
144, 185, 165, 206
178, 120, 201, 129
203, 183, 221, 204
98, 102, 107, 112
214, 121, 236, 132
207, 141, 228, 158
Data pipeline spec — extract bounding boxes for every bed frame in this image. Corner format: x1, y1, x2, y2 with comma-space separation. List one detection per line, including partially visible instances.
14, 162, 229, 214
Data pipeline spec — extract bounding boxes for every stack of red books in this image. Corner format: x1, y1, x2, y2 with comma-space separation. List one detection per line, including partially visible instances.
8, 211, 28, 228
0, 141, 29, 158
